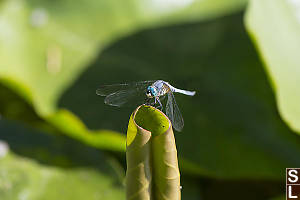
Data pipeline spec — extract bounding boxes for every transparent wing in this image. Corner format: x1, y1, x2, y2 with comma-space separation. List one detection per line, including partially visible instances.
96, 80, 155, 96
166, 92, 184, 132
96, 80, 155, 107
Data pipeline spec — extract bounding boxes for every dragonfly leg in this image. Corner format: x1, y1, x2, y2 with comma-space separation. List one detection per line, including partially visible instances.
144, 97, 156, 106
156, 97, 163, 110
144, 97, 150, 105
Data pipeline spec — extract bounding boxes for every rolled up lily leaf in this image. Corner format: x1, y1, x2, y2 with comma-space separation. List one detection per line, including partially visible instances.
126, 105, 181, 200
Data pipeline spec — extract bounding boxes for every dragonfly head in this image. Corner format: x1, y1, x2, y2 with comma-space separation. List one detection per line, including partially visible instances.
146, 86, 157, 98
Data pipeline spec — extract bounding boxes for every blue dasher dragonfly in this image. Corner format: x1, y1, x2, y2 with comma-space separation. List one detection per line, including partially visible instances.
96, 80, 196, 132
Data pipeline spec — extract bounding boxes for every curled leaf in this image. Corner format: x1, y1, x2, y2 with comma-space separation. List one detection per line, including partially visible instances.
126, 105, 180, 200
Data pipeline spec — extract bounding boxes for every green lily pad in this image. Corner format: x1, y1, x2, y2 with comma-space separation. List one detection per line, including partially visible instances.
245, 0, 300, 133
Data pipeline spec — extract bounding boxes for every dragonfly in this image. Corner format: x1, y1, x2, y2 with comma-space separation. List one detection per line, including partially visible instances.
96, 80, 196, 132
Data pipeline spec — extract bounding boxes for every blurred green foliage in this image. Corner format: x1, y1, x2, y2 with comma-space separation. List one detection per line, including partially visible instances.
60, 12, 300, 180
246, 0, 300, 133
0, 154, 125, 200
0, 0, 248, 151
0, 119, 125, 200
0, 0, 298, 199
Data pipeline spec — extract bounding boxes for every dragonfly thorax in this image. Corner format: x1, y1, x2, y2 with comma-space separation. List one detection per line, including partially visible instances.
153, 80, 171, 96
146, 81, 171, 98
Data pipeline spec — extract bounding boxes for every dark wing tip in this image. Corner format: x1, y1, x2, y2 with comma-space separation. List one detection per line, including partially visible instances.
173, 120, 184, 132
96, 88, 106, 96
